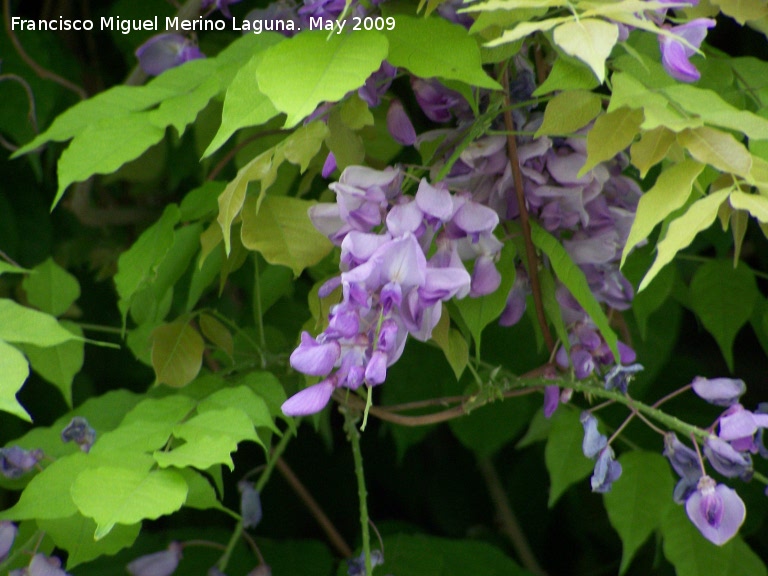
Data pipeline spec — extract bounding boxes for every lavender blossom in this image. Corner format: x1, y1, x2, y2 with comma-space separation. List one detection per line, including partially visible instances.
387, 99, 417, 146
663, 432, 703, 503
61, 416, 96, 452
718, 404, 768, 453
685, 476, 745, 546
658, 19, 716, 83
13, 554, 71, 576
127, 542, 182, 576
704, 437, 753, 481
581, 412, 607, 459
691, 377, 746, 407
543, 386, 560, 419
359, 62, 397, 107
591, 446, 622, 493
0, 521, 17, 561
0, 446, 43, 479
135, 34, 204, 77
603, 363, 644, 394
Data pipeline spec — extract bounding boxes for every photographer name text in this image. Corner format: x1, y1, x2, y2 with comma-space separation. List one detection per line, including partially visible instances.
10, 15, 396, 34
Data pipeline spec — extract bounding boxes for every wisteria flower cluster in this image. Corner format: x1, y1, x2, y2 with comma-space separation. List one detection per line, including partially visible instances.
281, 165, 503, 416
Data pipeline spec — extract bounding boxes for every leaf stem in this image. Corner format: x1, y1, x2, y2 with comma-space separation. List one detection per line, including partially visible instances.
343, 407, 373, 575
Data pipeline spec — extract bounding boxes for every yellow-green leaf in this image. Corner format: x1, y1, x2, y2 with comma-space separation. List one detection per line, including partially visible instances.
553, 19, 618, 83
0, 339, 32, 422
151, 320, 204, 388
581, 107, 643, 175
535, 90, 603, 136
677, 127, 752, 177
630, 126, 676, 177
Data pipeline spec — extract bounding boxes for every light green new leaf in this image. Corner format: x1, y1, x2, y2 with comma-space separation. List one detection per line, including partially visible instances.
0, 339, 31, 422
430, 312, 469, 380
533, 56, 599, 96
37, 515, 140, 569
531, 222, 619, 360
151, 320, 204, 388
197, 386, 278, 432
0, 299, 83, 347
282, 121, 330, 172
454, 242, 516, 353
630, 126, 676, 177
484, 16, 573, 47
545, 409, 595, 506
327, 107, 365, 171
581, 107, 644, 174
535, 90, 603, 136
730, 190, 768, 222
54, 112, 166, 208
639, 188, 731, 291
149, 75, 220, 136
0, 262, 29, 276
154, 435, 240, 471
385, 16, 500, 89
72, 467, 187, 539
553, 19, 619, 83
217, 148, 275, 255
622, 159, 704, 266
114, 205, 180, 323
203, 48, 280, 158
173, 407, 260, 446
603, 452, 674, 575
22, 258, 80, 317
257, 30, 388, 127
23, 321, 84, 407
677, 127, 752, 177
712, 0, 768, 24
661, 505, 766, 576
240, 195, 333, 277
689, 260, 758, 371
339, 94, 374, 130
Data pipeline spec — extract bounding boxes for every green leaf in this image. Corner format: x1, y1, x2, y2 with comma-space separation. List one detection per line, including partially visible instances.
114, 204, 180, 324
581, 107, 644, 175
0, 299, 83, 347
729, 190, 768, 223
203, 43, 282, 158
283, 121, 330, 173
553, 19, 619, 83
379, 533, 534, 576
199, 313, 234, 359
535, 90, 603, 136
240, 195, 333, 277
197, 386, 278, 433
630, 126, 676, 177
151, 319, 205, 388
530, 222, 619, 360
430, 312, 469, 380
384, 16, 500, 90
179, 181, 224, 221
149, 75, 220, 135
177, 468, 231, 515
639, 189, 731, 291
453, 242, 516, 353
37, 515, 140, 569
533, 56, 599, 95
484, 16, 573, 47
54, 112, 166, 208
689, 260, 758, 371
257, 30, 388, 127
0, 262, 29, 276
237, 371, 288, 420
603, 452, 675, 574
339, 94, 374, 130
154, 435, 240, 471
327, 107, 365, 171
661, 505, 767, 576
173, 407, 260, 446
677, 127, 752, 177
622, 159, 704, 266
711, 0, 768, 25
0, 339, 31, 422
545, 409, 595, 507
22, 258, 80, 317
72, 467, 187, 539
22, 321, 84, 407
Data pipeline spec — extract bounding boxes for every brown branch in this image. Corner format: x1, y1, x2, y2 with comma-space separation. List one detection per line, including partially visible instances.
3, 0, 87, 100
274, 457, 352, 558
501, 67, 554, 353
477, 457, 548, 576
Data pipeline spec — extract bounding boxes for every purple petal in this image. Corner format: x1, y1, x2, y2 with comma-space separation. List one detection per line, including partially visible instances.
719, 405, 759, 442
28, 554, 71, 576
704, 437, 753, 479
663, 432, 702, 479
420, 267, 472, 304
415, 179, 454, 222
452, 201, 499, 236
387, 99, 417, 146
0, 522, 17, 561
281, 380, 335, 416
365, 350, 388, 385
543, 386, 560, 419
321, 152, 337, 178
581, 412, 607, 458
692, 377, 746, 406
386, 200, 424, 237
126, 543, 182, 576
289, 332, 340, 376
381, 234, 427, 289
135, 34, 204, 76
591, 447, 622, 493
470, 255, 501, 297
685, 476, 745, 546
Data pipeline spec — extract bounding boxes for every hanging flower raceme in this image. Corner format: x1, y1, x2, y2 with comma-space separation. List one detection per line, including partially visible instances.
282, 167, 505, 417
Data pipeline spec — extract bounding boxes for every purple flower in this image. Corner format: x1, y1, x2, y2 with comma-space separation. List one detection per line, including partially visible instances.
202, 0, 242, 18
21, 554, 71, 576
281, 379, 336, 416
718, 404, 768, 452
543, 386, 560, 419
127, 542, 182, 576
581, 412, 607, 458
0, 446, 43, 479
603, 363, 643, 394
0, 521, 17, 561
238, 481, 263, 529
499, 269, 528, 327
658, 19, 716, 83
61, 417, 96, 452
704, 437, 753, 480
359, 62, 397, 107
685, 476, 745, 545
412, 78, 468, 123
347, 550, 384, 576
135, 34, 204, 77
691, 377, 746, 407
663, 433, 703, 503
322, 152, 337, 178
387, 99, 417, 146
289, 332, 340, 377
591, 446, 622, 493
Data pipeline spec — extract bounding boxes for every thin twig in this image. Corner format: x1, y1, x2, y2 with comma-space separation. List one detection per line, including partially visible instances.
3, 0, 87, 100
275, 457, 352, 558
501, 66, 554, 352
477, 457, 548, 576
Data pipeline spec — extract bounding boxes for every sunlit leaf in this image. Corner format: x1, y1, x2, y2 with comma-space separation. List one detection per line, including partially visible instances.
553, 19, 618, 83
0, 339, 31, 422
535, 90, 603, 136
